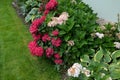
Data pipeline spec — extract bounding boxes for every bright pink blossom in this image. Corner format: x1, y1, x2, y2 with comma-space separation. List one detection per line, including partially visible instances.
51, 38, 62, 47
29, 25, 38, 34
28, 41, 37, 54
46, 48, 54, 58
28, 41, 44, 56
40, 16, 46, 23
54, 59, 63, 65
34, 47, 44, 56
32, 34, 42, 41
54, 53, 61, 59
42, 34, 51, 42
45, 0, 58, 11
44, 10, 50, 15
52, 30, 59, 36
32, 19, 41, 27
32, 16, 46, 27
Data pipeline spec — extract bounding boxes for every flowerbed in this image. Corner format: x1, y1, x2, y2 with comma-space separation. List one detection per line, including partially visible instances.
26, 0, 120, 80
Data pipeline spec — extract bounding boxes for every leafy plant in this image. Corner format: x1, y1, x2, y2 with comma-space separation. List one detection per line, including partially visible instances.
19, 0, 46, 23
67, 47, 120, 80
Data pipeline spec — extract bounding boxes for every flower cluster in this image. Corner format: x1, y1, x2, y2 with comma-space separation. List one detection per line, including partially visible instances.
28, 41, 44, 56
28, 0, 63, 65
67, 63, 90, 77
48, 12, 69, 27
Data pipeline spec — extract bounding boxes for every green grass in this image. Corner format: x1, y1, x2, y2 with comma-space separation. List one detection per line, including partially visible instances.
0, 0, 61, 80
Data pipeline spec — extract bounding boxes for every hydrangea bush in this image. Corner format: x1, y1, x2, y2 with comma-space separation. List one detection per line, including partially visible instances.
27, 0, 120, 79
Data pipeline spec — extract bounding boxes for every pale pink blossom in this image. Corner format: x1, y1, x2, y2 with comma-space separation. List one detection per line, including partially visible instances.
114, 42, 120, 49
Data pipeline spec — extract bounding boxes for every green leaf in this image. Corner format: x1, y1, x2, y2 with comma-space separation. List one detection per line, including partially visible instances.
65, 17, 75, 32
109, 63, 120, 79
76, 40, 87, 48
80, 55, 90, 63
25, 14, 31, 23
58, 17, 75, 32
25, 8, 39, 23
112, 50, 120, 60
94, 48, 103, 62
59, 30, 66, 36
75, 31, 86, 39
64, 35, 70, 41
28, 8, 38, 15
104, 51, 111, 63
104, 53, 111, 63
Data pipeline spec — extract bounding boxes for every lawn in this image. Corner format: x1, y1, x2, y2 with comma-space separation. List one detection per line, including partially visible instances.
0, 0, 61, 80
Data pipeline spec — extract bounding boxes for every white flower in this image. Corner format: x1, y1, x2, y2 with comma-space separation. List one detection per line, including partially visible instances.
106, 77, 112, 80
68, 67, 80, 77
82, 67, 91, 77
72, 63, 82, 70
95, 32, 104, 39
114, 42, 120, 49
67, 63, 82, 77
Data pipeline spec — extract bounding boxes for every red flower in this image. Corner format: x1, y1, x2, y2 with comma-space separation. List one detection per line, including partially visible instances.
31, 16, 46, 28
34, 47, 44, 56
40, 16, 46, 23
32, 18, 41, 27
32, 34, 42, 41
44, 10, 50, 15
28, 41, 37, 54
51, 38, 62, 47
52, 30, 59, 36
28, 41, 44, 56
54, 53, 61, 59
45, 0, 58, 11
29, 25, 38, 34
46, 48, 54, 58
42, 34, 51, 42
54, 59, 63, 65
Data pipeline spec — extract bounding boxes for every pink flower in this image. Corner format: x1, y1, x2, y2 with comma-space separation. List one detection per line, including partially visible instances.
32, 16, 46, 27
45, 0, 58, 11
29, 25, 38, 34
44, 10, 50, 15
54, 53, 61, 59
51, 38, 62, 47
28, 41, 37, 54
54, 59, 63, 65
28, 41, 44, 56
34, 47, 44, 56
46, 48, 54, 58
40, 16, 46, 23
32, 18, 41, 27
52, 30, 59, 36
42, 34, 51, 42
32, 34, 42, 41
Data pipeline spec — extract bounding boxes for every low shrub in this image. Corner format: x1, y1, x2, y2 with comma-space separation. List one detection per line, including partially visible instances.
27, 0, 120, 79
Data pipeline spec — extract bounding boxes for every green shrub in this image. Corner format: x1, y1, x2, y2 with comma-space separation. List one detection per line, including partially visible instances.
27, 0, 120, 79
